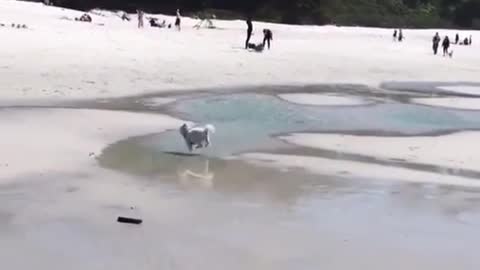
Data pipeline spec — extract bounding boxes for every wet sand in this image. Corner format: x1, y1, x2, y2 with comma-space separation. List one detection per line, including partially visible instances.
2, 83, 480, 269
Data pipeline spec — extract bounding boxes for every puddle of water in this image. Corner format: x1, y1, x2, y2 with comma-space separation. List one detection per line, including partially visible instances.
107, 93, 480, 159
99, 92, 480, 198
175, 93, 480, 134
98, 139, 371, 205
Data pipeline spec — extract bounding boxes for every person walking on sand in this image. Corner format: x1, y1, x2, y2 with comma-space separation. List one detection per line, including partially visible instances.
455, 33, 460, 44
393, 29, 397, 41
432, 32, 440, 55
442, 35, 450, 56
469, 35, 473, 45
245, 16, 253, 49
175, 9, 181, 31
137, 9, 144, 28
263, 29, 273, 49
398, 29, 403, 42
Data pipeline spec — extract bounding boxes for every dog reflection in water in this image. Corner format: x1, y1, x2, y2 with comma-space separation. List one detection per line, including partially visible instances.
177, 158, 214, 189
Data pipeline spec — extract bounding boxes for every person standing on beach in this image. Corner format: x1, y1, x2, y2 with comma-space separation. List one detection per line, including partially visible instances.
398, 29, 403, 42
175, 9, 182, 31
442, 35, 450, 56
137, 9, 144, 28
393, 29, 397, 41
432, 32, 440, 55
245, 16, 253, 49
455, 33, 460, 44
263, 29, 273, 49
469, 35, 473, 45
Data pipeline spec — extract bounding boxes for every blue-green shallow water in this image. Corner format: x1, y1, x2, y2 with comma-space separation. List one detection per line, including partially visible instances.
136, 93, 480, 157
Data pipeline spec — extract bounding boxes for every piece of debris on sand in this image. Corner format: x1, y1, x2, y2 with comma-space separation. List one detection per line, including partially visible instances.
117, 216, 143, 225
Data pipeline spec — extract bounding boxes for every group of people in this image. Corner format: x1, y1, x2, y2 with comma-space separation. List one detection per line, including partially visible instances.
454, 33, 473, 46
136, 9, 181, 31
245, 17, 274, 51
393, 29, 404, 42
75, 13, 92, 22
432, 32, 472, 56
432, 33, 450, 56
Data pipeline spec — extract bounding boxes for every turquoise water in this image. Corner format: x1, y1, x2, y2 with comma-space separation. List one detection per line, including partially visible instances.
136, 93, 480, 157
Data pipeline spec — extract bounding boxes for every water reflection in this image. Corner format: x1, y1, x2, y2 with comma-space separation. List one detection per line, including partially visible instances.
97, 139, 369, 205
177, 157, 214, 189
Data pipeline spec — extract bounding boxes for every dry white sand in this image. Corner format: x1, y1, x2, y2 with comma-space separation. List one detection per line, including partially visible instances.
139, 97, 176, 106
278, 93, 369, 106
1, 0, 480, 101
413, 97, 480, 110
241, 152, 480, 188
280, 132, 480, 173
439, 86, 480, 95
0, 108, 183, 180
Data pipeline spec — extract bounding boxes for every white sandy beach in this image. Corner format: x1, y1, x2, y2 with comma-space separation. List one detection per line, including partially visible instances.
2, 0, 480, 269
439, 85, 480, 95
0, 108, 183, 180
241, 152, 480, 187
278, 93, 369, 106
1, 0, 480, 101
414, 96, 480, 110
279, 132, 480, 173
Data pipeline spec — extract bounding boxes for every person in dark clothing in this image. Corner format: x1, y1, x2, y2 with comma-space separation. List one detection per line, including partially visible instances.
121, 12, 130, 21
455, 33, 459, 44
137, 9, 144, 28
393, 29, 397, 41
245, 17, 253, 49
175, 9, 181, 31
469, 35, 472, 45
442, 36, 450, 56
76, 13, 92, 22
263, 29, 273, 49
432, 32, 440, 55
398, 29, 403, 42
149, 18, 164, 28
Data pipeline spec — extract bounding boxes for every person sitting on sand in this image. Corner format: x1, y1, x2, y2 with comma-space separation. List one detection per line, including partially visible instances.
149, 18, 160, 27
75, 13, 92, 22
442, 36, 450, 56
247, 43, 264, 52
121, 12, 130, 21
149, 18, 166, 28
432, 32, 440, 55
462, 37, 469, 45
263, 29, 273, 50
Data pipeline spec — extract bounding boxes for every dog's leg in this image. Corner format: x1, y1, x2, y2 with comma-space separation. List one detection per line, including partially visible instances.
205, 134, 210, 147
187, 141, 193, 152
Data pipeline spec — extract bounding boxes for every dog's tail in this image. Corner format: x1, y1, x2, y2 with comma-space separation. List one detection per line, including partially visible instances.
205, 124, 216, 134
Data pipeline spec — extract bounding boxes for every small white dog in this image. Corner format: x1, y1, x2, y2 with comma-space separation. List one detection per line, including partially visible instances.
179, 123, 216, 152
